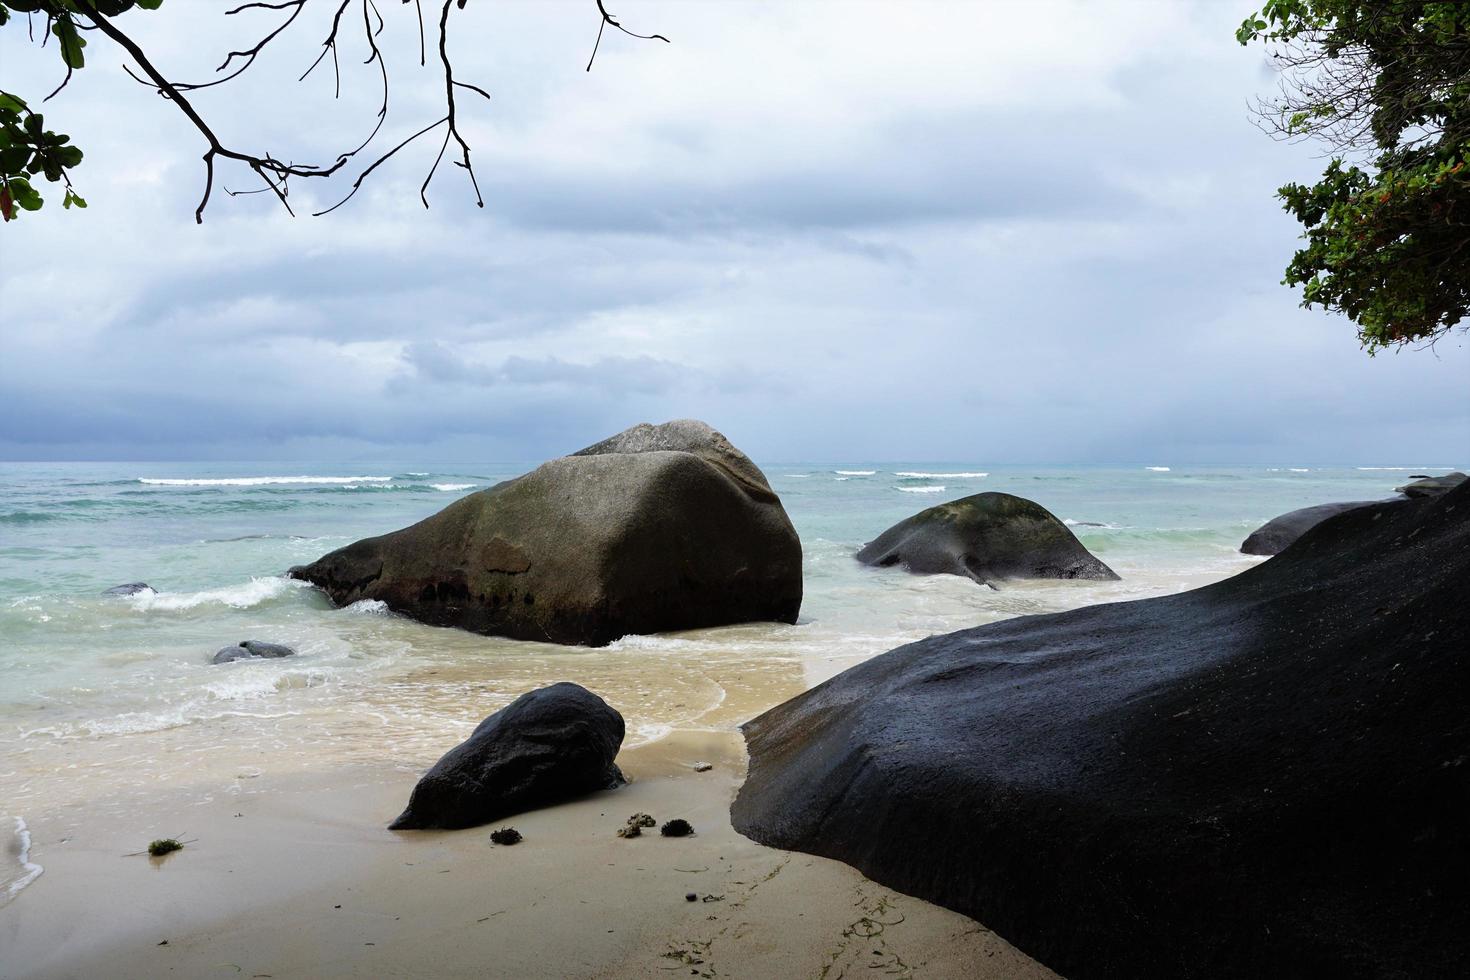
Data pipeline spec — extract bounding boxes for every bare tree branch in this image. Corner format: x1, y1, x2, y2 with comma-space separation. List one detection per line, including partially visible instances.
21, 1, 667, 221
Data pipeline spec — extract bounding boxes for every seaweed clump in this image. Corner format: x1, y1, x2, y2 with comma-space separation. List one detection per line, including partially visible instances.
490, 827, 523, 845
660, 818, 693, 838
148, 838, 184, 856
617, 812, 658, 838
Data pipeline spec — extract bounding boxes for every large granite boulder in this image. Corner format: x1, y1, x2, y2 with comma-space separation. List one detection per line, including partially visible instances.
856, 492, 1117, 587
1396, 471, 1466, 498
734, 482, 1470, 978
289, 421, 802, 646
1239, 500, 1380, 555
390, 682, 625, 830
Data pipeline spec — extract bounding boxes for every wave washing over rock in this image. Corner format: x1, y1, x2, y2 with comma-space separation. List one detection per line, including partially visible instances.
735, 481, 1470, 978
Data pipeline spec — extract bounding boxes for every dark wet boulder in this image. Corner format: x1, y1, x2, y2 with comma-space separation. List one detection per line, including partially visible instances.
1396, 471, 1466, 498
289, 420, 802, 647
855, 492, 1117, 586
102, 582, 154, 596
734, 483, 1470, 979
390, 682, 625, 831
210, 640, 296, 664
1239, 500, 1380, 555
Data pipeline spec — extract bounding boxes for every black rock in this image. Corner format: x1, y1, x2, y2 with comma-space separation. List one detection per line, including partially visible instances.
102, 582, 154, 596
289, 420, 802, 647
210, 640, 297, 664
734, 482, 1470, 979
390, 682, 626, 831
489, 827, 522, 846
660, 818, 693, 837
856, 492, 1117, 587
1396, 471, 1466, 498
1239, 500, 1380, 555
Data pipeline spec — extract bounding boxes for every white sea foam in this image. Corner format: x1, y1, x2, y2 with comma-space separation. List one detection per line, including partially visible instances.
834, 470, 877, 476
430, 483, 476, 492
898, 485, 946, 494
1355, 466, 1452, 471
2, 817, 42, 906
127, 576, 310, 612
24, 707, 296, 740
894, 471, 988, 479
834, 477, 849, 482
138, 476, 393, 487
407, 472, 429, 476
1146, 466, 1171, 472
1289, 468, 1311, 473
344, 599, 391, 615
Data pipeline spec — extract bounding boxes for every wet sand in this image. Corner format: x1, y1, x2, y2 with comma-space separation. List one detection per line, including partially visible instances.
1, 730, 1054, 979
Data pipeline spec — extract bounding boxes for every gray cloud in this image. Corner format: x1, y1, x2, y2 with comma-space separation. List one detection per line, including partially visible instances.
0, 1, 1465, 465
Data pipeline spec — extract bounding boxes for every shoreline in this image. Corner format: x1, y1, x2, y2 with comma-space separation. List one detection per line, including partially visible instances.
1, 730, 1054, 979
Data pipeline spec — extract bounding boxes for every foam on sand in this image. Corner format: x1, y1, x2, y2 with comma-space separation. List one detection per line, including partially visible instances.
138, 476, 393, 487
2, 817, 43, 907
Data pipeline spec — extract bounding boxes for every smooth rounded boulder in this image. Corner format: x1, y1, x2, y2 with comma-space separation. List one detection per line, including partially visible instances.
1396, 471, 1466, 498
289, 420, 803, 646
735, 483, 1470, 978
102, 582, 154, 596
390, 682, 625, 831
856, 491, 1117, 587
1239, 500, 1379, 555
211, 640, 296, 664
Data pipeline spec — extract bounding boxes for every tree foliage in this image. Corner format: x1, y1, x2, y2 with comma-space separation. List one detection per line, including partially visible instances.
1239, 1, 1470, 351
0, 0, 664, 224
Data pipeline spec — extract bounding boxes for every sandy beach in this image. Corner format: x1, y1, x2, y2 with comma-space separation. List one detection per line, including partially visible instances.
2, 729, 1052, 979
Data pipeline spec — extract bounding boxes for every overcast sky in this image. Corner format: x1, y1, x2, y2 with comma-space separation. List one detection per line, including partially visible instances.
1, 0, 1465, 464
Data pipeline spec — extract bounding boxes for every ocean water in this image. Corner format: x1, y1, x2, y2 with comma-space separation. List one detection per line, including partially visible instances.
0, 459, 1458, 903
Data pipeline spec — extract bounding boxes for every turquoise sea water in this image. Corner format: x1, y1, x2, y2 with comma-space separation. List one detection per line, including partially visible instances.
0, 459, 1459, 902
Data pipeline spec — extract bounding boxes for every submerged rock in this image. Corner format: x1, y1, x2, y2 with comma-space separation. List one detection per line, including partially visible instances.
102, 582, 154, 596
289, 420, 802, 647
1239, 500, 1380, 555
855, 492, 1117, 586
210, 640, 296, 664
390, 682, 625, 831
1396, 470, 1466, 498
735, 483, 1470, 978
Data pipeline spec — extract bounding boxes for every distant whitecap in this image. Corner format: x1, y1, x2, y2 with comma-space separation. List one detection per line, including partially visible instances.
138, 476, 393, 487
430, 483, 476, 492
898, 485, 946, 494
1145, 466, 1171, 472
834, 470, 877, 476
894, 471, 988, 479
